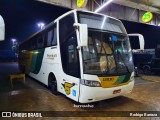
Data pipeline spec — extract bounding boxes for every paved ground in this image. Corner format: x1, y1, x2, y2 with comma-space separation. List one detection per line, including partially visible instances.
141, 76, 160, 82
134, 76, 150, 84
0, 62, 160, 120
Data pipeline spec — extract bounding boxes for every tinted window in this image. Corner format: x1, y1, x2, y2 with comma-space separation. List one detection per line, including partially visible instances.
37, 34, 44, 49
46, 24, 57, 47
20, 23, 57, 51
59, 13, 80, 78
47, 30, 53, 46
21, 41, 29, 50
59, 14, 75, 44
52, 25, 57, 46
30, 36, 37, 50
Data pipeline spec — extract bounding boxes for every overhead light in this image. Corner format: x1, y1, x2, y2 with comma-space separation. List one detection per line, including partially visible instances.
95, 0, 113, 13
11, 38, 16, 43
37, 22, 45, 29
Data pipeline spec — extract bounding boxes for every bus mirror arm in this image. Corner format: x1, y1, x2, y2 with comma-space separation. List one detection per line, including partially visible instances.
73, 23, 88, 49
0, 15, 5, 41
128, 34, 145, 52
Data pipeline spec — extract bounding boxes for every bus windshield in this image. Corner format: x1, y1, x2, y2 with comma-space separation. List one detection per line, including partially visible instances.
82, 30, 134, 75
78, 12, 134, 75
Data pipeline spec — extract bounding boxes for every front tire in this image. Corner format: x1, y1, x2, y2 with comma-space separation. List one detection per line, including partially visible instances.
49, 74, 59, 95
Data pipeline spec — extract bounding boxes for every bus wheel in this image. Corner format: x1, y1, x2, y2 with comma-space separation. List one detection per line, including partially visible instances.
49, 74, 59, 95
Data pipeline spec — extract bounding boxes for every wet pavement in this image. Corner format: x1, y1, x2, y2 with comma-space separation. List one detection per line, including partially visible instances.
0, 62, 160, 120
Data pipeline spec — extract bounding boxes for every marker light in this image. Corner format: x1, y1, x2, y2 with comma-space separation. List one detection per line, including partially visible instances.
95, 0, 113, 13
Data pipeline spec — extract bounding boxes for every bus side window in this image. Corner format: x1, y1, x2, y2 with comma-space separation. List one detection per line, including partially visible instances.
47, 30, 53, 47
51, 24, 57, 46
37, 35, 44, 49
25, 41, 29, 50
30, 36, 37, 50
19, 42, 27, 51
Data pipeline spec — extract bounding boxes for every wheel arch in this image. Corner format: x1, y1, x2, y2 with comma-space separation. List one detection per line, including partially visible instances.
48, 72, 56, 87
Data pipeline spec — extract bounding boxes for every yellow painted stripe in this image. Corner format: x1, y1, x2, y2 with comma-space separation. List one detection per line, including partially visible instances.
99, 76, 130, 88
46, 58, 54, 60
99, 76, 118, 88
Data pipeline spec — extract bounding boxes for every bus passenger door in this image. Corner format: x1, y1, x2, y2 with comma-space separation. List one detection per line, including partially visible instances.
59, 13, 80, 102
61, 33, 81, 102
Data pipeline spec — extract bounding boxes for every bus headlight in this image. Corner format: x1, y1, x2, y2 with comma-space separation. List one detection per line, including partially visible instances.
81, 79, 101, 87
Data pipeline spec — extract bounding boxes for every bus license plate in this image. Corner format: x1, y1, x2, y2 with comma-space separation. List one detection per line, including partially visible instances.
113, 89, 121, 94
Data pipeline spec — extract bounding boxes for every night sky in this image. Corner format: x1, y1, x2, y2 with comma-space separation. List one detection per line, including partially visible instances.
0, 0, 70, 50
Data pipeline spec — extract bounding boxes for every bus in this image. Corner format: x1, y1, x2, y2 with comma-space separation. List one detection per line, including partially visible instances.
18, 10, 143, 103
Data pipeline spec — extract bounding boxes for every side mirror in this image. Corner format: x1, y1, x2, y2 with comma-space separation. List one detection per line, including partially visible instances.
73, 23, 88, 49
0, 15, 5, 41
128, 34, 145, 52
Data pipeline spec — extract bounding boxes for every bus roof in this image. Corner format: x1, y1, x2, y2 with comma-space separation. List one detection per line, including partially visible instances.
20, 9, 122, 45
54, 9, 121, 23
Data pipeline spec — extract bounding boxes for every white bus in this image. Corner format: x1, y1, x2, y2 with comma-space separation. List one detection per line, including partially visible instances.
18, 10, 142, 103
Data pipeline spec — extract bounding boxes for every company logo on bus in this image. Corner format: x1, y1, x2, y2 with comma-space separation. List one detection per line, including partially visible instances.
46, 54, 57, 60
62, 82, 75, 95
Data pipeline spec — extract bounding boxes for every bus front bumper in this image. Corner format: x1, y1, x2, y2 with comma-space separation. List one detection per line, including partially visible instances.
78, 80, 134, 103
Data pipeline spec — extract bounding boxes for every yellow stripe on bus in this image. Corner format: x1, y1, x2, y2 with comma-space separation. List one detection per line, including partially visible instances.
99, 76, 130, 88
99, 76, 119, 88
